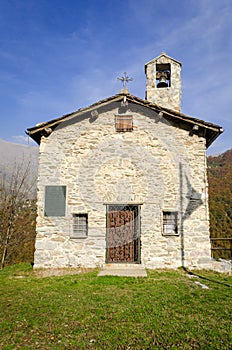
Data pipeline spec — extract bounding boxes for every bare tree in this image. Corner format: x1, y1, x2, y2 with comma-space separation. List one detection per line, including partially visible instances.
0, 160, 37, 269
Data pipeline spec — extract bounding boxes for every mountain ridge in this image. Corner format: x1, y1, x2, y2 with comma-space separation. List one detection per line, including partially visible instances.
0, 138, 38, 179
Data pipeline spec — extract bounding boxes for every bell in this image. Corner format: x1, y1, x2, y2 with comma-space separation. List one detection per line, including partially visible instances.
157, 75, 168, 88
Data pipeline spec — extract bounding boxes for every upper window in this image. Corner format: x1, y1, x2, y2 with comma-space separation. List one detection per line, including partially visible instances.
115, 115, 133, 132
44, 185, 66, 217
163, 211, 178, 236
71, 214, 88, 238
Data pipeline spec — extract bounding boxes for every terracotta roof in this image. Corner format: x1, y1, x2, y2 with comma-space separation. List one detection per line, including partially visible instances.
26, 92, 223, 147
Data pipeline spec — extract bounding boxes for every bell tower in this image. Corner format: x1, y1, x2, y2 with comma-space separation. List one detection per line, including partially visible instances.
145, 52, 182, 111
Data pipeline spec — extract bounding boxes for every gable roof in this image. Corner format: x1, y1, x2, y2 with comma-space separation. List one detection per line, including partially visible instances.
145, 52, 182, 68
26, 92, 223, 148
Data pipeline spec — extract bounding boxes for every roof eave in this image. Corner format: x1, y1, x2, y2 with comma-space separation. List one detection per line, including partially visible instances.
205, 128, 224, 148
26, 92, 223, 148
26, 93, 126, 144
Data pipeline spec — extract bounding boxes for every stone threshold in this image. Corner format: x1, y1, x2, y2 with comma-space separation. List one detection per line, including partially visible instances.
98, 263, 147, 277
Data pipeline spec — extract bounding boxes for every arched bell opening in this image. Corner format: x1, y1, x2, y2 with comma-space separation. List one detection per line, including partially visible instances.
156, 63, 170, 88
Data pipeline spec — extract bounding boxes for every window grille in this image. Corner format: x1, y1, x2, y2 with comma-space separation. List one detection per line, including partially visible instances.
115, 115, 133, 132
163, 211, 178, 236
71, 214, 88, 238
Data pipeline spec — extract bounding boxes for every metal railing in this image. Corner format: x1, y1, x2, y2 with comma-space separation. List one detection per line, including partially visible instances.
210, 238, 232, 260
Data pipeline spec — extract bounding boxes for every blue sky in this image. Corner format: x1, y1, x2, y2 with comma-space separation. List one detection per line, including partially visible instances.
0, 0, 231, 155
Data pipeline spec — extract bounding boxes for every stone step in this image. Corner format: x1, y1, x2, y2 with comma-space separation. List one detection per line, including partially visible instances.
98, 263, 147, 277
103, 263, 145, 270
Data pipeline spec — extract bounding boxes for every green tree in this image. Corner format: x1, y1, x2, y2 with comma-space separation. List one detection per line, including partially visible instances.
0, 161, 36, 269
208, 149, 232, 259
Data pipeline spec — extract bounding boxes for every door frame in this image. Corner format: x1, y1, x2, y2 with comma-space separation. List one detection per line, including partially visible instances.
105, 204, 141, 263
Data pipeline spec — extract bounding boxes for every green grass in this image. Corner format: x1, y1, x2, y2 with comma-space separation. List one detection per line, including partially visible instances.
0, 264, 231, 349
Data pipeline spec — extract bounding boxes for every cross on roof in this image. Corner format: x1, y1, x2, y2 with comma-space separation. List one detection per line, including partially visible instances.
117, 72, 133, 90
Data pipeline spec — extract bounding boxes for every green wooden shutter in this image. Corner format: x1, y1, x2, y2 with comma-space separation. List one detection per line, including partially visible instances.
44, 186, 66, 217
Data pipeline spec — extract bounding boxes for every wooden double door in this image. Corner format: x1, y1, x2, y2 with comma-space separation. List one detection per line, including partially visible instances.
106, 205, 140, 263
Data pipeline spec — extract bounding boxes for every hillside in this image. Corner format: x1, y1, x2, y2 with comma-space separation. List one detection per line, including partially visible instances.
208, 149, 232, 259
0, 139, 38, 178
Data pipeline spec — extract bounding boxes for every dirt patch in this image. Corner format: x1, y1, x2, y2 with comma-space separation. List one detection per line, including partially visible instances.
33, 267, 97, 278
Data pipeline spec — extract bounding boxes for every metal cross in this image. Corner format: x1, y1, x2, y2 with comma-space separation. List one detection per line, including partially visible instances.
117, 72, 133, 89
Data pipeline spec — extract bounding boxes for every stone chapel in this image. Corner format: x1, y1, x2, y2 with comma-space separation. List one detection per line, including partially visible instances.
27, 52, 225, 271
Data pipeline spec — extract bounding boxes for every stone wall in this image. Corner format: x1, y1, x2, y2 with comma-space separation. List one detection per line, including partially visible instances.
34, 101, 213, 270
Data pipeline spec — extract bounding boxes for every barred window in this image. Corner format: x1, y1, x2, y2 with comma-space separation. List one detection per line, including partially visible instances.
115, 115, 133, 132
71, 214, 88, 238
163, 211, 178, 236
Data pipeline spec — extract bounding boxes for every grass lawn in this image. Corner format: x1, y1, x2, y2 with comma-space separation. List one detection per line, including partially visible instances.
0, 264, 231, 349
